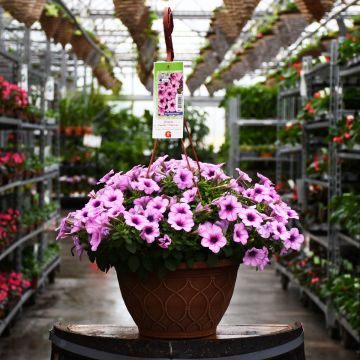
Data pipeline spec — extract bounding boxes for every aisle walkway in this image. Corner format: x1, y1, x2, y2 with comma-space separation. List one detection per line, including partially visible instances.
0, 240, 358, 359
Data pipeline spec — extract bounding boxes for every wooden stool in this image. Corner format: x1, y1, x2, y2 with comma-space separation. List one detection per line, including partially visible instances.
49, 322, 305, 359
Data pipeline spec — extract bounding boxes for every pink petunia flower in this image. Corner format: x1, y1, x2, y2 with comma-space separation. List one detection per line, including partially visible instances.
180, 187, 197, 203
243, 246, 269, 271
168, 213, 194, 232
283, 228, 304, 250
147, 196, 169, 213
173, 168, 194, 190
218, 195, 242, 221
239, 208, 263, 228
200, 223, 227, 253
158, 234, 172, 249
233, 223, 248, 244
124, 211, 147, 231
140, 223, 160, 243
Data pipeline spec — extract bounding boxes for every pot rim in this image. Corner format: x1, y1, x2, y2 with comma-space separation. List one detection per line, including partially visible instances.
170, 259, 239, 270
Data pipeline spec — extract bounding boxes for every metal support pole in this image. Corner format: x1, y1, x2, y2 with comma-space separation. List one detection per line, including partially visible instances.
328, 39, 341, 270
0, 7, 4, 51
227, 96, 239, 177
60, 48, 67, 97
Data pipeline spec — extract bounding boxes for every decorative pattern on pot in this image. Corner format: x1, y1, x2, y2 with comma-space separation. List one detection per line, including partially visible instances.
117, 260, 239, 339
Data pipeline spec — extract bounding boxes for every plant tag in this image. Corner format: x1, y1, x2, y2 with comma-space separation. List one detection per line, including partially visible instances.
83, 134, 102, 148
152, 61, 184, 139
20, 64, 28, 92
300, 70, 307, 97
45, 76, 55, 101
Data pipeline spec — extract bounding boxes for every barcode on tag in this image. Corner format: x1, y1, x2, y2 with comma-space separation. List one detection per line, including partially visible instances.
176, 94, 183, 112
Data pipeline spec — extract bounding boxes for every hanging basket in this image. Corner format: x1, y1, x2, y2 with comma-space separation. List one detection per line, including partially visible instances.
70, 34, 93, 61
53, 18, 75, 48
93, 67, 116, 89
0, 0, 45, 27
294, 0, 335, 22
39, 11, 62, 40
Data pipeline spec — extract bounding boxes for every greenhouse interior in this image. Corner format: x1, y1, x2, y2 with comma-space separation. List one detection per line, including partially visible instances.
0, 0, 360, 359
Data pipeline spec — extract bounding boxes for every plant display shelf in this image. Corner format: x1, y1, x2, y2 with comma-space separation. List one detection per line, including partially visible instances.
303, 120, 330, 129
37, 255, 61, 289
238, 155, 277, 162
338, 232, 360, 249
276, 38, 360, 347
304, 62, 330, 78
275, 262, 360, 345
0, 288, 34, 336
275, 263, 327, 313
277, 145, 302, 154
339, 55, 360, 78
338, 151, 360, 160
303, 177, 329, 188
0, 169, 60, 193
0, 254, 61, 336
228, 95, 285, 177
0, 116, 59, 130
279, 87, 300, 98
303, 229, 329, 249
0, 214, 60, 262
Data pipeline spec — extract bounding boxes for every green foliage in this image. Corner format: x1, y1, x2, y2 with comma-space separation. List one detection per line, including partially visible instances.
43, 3, 62, 17
320, 267, 360, 330
95, 109, 149, 173
338, 28, 360, 64
278, 121, 303, 145
59, 89, 109, 128
330, 193, 360, 238
22, 242, 61, 280
220, 85, 278, 119
80, 179, 283, 278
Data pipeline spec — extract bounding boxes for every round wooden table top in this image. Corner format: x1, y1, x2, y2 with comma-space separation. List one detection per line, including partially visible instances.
50, 322, 305, 359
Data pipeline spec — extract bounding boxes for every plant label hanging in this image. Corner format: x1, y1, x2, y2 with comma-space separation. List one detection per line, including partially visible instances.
152, 61, 184, 139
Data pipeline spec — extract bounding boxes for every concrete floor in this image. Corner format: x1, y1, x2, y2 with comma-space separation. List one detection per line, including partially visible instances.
0, 239, 358, 360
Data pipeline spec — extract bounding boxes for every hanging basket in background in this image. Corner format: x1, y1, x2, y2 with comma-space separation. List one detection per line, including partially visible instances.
70, 34, 93, 60
53, 18, 75, 48
294, 0, 335, 22
39, 10, 62, 39
0, 0, 45, 27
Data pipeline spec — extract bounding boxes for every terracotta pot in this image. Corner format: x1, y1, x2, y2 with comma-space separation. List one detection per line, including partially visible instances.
116, 259, 239, 339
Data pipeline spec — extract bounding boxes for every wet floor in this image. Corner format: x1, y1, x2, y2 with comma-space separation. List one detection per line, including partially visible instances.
0, 239, 358, 360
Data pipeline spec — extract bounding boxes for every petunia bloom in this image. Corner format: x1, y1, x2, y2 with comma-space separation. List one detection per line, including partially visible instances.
233, 223, 248, 244
200, 223, 227, 253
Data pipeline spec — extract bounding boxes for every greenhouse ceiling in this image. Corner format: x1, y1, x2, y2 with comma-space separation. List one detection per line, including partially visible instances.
0, 0, 359, 96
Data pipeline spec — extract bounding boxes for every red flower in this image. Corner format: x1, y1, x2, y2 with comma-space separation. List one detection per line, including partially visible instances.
311, 277, 320, 284
333, 136, 344, 143
344, 133, 352, 139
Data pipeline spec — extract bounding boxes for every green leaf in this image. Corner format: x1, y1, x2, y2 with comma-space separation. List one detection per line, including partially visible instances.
125, 242, 137, 254
206, 253, 218, 267
128, 255, 140, 272
164, 258, 177, 272
186, 258, 195, 268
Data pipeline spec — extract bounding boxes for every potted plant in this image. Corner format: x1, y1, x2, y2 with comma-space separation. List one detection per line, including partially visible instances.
57, 156, 303, 339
